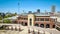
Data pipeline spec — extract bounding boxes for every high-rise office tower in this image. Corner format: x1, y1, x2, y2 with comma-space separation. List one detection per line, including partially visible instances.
37, 9, 40, 13
51, 5, 56, 13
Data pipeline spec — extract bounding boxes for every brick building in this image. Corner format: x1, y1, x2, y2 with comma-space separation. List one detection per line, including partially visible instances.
15, 12, 57, 28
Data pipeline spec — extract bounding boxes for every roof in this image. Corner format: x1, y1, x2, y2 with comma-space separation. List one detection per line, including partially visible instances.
20, 13, 50, 16
3, 15, 18, 20
19, 13, 28, 16
34, 13, 50, 16
50, 16, 57, 19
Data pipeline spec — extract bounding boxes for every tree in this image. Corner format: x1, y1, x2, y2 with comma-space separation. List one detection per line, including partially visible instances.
15, 13, 17, 15
0, 16, 2, 20
1, 13, 5, 18
3, 19, 12, 23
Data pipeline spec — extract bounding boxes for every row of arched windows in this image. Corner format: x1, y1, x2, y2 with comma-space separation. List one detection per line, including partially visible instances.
34, 23, 55, 28
21, 22, 27, 26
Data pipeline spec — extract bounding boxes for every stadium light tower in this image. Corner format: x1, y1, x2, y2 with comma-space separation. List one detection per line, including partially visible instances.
18, 0, 20, 13
18, 0, 20, 24
18, 0, 21, 32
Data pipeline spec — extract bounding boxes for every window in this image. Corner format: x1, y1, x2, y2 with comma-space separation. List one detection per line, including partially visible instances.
18, 17, 21, 20
24, 18, 28, 20
46, 24, 50, 28
40, 18, 44, 21
34, 23, 39, 27
40, 24, 44, 28
53, 25, 55, 28
24, 18, 25, 20
35, 18, 40, 21
25, 23, 27, 26
45, 18, 49, 21
35, 18, 38, 21
30, 19, 32, 26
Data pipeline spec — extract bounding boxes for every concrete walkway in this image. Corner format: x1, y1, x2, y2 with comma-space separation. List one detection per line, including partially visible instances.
0, 25, 60, 34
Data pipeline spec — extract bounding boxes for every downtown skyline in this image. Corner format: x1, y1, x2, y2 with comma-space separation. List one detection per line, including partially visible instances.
0, 0, 60, 14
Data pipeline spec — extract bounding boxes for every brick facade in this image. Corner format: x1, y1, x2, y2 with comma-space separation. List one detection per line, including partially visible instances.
16, 14, 56, 28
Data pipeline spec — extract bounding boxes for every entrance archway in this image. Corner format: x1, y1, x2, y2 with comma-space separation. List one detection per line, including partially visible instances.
25, 23, 27, 26
21, 22, 23, 25
46, 24, 50, 28
53, 25, 55, 28
40, 24, 44, 28
34, 23, 39, 27
30, 19, 32, 26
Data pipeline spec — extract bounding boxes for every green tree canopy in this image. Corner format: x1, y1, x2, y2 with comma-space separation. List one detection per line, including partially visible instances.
3, 19, 12, 23
0, 16, 2, 20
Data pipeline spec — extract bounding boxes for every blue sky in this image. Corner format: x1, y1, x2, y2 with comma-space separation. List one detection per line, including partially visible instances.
0, 0, 60, 14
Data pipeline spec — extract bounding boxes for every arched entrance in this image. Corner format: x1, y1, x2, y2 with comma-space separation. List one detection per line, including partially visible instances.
46, 24, 50, 28
21, 22, 23, 25
40, 24, 44, 28
30, 19, 32, 26
25, 23, 27, 26
34, 23, 39, 27
53, 25, 55, 28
